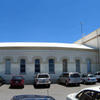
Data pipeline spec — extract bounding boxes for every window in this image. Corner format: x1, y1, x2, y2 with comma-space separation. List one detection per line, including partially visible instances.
87, 59, 91, 73
63, 73, 69, 77
38, 75, 49, 78
70, 73, 80, 78
76, 90, 96, 100
49, 59, 55, 74
35, 59, 40, 73
76, 59, 80, 73
63, 59, 67, 72
20, 59, 26, 73
5, 59, 11, 74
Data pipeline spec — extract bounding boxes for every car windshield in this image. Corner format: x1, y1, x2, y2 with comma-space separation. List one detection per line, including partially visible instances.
97, 73, 100, 75
70, 74, 80, 78
88, 74, 94, 77
38, 75, 49, 78
82, 74, 87, 77
12, 76, 23, 80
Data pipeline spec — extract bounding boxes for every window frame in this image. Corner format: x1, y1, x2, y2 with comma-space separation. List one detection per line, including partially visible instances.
20, 59, 26, 74
49, 59, 55, 74
35, 59, 40, 73
5, 59, 11, 74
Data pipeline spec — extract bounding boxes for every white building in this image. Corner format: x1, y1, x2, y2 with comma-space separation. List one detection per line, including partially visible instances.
75, 28, 100, 70
0, 28, 100, 83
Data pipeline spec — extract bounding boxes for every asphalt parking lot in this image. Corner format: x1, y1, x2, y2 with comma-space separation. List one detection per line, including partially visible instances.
0, 83, 100, 100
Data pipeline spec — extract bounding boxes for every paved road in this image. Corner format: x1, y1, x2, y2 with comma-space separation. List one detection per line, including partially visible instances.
0, 83, 100, 100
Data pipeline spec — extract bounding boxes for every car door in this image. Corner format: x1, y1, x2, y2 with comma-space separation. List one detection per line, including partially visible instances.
59, 75, 63, 83
63, 73, 69, 83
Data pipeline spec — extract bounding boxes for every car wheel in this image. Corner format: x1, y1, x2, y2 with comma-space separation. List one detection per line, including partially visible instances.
83, 80, 86, 84
77, 83, 80, 86
47, 84, 50, 88
22, 85, 24, 88
65, 81, 69, 86
0, 82, 2, 86
34, 84, 37, 88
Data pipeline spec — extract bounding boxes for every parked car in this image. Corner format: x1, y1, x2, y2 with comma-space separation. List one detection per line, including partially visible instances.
10, 76, 24, 88
66, 86, 100, 100
95, 71, 100, 82
81, 73, 97, 84
58, 72, 81, 86
0, 76, 5, 85
11, 95, 55, 100
34, 73, 51, 88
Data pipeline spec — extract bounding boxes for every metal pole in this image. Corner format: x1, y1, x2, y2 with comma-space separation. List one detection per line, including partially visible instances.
80, 22, 84, 44
96, 30, 99, 70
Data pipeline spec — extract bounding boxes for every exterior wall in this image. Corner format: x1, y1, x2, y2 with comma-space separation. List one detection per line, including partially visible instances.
75, 28, 100, 48
0, 49, 97, 84
75, 28, 100, 69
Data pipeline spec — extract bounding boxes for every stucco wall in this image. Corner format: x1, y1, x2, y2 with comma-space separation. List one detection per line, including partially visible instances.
0, 49, 97, 83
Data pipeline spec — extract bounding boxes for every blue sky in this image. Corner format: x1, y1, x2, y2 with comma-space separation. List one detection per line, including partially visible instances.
0, 0, 100, 43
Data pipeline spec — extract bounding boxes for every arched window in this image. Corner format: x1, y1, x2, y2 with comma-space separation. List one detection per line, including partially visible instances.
63, 59, 67, 72
5, 59, 11, 74
35, 59, 40, 73
20, 59, 26, 73
49, 59, 55, 74
87, 59, 91, 73
76, 59, 80, 73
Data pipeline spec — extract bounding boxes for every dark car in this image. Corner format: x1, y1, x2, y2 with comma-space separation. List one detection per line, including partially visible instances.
10, 76, 24, 88
11, 95, 55, 100
0, 76, 5, 85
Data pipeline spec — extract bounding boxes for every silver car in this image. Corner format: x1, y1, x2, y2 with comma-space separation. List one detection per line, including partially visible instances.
81, 74, 97, 84
95, 71, 100, 82
58, 72, 81, 86
34, 73, 51, 88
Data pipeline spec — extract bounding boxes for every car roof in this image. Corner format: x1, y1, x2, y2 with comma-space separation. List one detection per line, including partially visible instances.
12, 95, 55, 100
37, 73, 49, 75
12, 75, 23, 77
63, 72, 80, 74
96, 71, 100, 73
81, 86, 100, 92
13, 75, 23, 77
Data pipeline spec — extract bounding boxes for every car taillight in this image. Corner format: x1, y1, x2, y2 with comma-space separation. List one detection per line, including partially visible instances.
21, 80, 24, 84
88, 78, 90, 80
10, 80, 13, 83
68, 78, 70, 82
35, 79, 38, 82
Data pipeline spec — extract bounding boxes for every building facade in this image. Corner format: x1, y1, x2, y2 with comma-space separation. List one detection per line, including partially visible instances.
0, 42, 97, 83
75, 28, 100, 70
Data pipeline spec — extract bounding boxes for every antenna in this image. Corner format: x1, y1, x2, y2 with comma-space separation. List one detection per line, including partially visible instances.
80, 22, 85, 44
96, 30, 100, 68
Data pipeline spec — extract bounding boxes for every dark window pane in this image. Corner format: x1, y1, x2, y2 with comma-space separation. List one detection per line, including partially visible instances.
20, 59, 26, 73
49, 59, 55, 73
38, 75, 49, 78
63, 59, 67, 72
70, 73, 80, 78
76, 59, 80, 73
5, 59, 11, 74
35, 59, 40, 73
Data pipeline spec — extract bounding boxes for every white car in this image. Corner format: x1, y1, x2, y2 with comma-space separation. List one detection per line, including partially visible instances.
34, 73, 51, 88
66, 86, 100, 100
